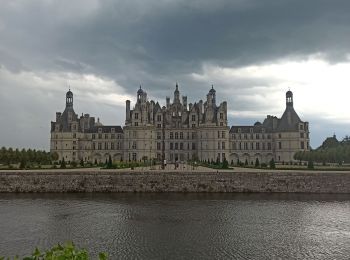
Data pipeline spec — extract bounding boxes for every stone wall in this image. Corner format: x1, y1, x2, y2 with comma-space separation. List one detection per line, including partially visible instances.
0, 170, 350, 193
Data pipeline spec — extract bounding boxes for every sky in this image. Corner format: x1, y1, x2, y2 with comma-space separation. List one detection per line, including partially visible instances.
0, 0, 350, 150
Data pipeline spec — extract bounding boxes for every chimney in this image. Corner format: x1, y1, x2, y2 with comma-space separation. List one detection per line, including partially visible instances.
126, 100, 131, 122
166, 97, 170, 109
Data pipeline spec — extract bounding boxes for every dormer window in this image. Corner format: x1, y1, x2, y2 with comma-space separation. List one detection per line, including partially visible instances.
98, 128, 102, 133
238, 128, 241, 133
111, 128, 115, 133
250, 128, 253, 133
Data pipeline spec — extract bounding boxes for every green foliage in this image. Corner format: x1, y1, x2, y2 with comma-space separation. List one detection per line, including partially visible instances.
255, 158, 260, 168
0, 147, 53, 168
294, 135, 350, 164
269, 158, 276, 169
307, 160, 314, 169
60, 158, 66, 169
1, 241, 107, 260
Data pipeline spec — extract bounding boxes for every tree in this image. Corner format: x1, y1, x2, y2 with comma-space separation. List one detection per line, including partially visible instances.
80, 159, 84, 167
107, 155, 113, 168
269, 158, 276, 169
307, 160, 314, 169
244, 159, 248, 166
60, 157, 66, 169
255, 158, 260, 168
222, 158, 229, 169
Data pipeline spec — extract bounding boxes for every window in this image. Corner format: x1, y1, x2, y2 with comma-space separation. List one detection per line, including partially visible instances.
192, 115, 196, 121
135, 113, 139, 119
170, 143, 173, 150
222, 131, 225, 138
256, 134, 260, 139
157, 132, 161, 139
300, 124, 304, 130
93, 143, 96, 150
244, 134, 247, 139
268, 143, 271, 150
220, 113, 223, 119
98, 143, 102, 150
180, 132, 183, 139
117, 142, 120, 149
132, 153, 137, 161
98, 128, 102, 133
98, 134, 102, 139
300, 133, 304, 138
175, 143, 178, 150
134, 122, 138, 126
132, 141, 137, 149
111, 128, 115, 133
105, 134, 108, 139
218, 142, 220, 149
192, 143, 196, 150
233, 134, 236, 140
239, 143, 242, 150
111, 134, 115, 139
192, 132, 196, 139
256, 143, 260, 150
157, 115, 162, 121
251, 143, 254, 150
301, 141, 305, 149
157, 142, 161, 150
192, 124, 196, 128
278, 133, 282, 138
111, 143, 114, 150
170, 132, 174, 139
157, 124, 161, 128
180, 143, 183, 150
222, 142, 225, 149
175, 132, 178, 139
279, 142, 282, 149
233, 143, 237, 150
73, 133, 76, 138
105, 142, 108, 150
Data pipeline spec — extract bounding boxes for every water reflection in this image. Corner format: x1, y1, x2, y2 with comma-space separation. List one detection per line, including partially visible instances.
0, 193, 350, 259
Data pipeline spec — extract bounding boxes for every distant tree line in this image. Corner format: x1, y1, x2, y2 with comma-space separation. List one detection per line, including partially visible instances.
294, 135, 350, 164
0, 147, 58, 168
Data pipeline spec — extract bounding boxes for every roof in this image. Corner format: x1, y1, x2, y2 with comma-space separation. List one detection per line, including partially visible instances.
229, 125, 271, 134
277, 106, 302, 132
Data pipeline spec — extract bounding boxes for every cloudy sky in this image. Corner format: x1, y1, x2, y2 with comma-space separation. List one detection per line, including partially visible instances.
1, 0, 350, 150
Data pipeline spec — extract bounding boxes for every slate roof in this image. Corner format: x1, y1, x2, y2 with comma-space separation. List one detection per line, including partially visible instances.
276, 106, 302, 132
86, 125, 123, 133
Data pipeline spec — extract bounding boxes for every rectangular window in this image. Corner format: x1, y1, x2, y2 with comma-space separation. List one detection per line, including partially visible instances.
98, 143, 102, 150
300, 133, 304, 138
268, 143, 271, 150
134, 122, 138, 126
157, 115, 162, 121
105, 134, 108, 139
98, 134, 102, 139
192, 115, 196, 121
180, 132, 183, 139
135, 113, 139, 119
170, 132, 174, 139
301, 141, 305, 149
256, 142, 260, 150
233, 143, 236, 150
222, 142, 225, 149
111, 143, 114, 150
157, 142, 161, 150
170, 143, 173, 150
157, 124, 161, 128
157, 132, 161, 139
218, 142, 220, 149
192, 124, 196, 128
180, 143, 183, 150
175, 143, 178, 150
279, 142, 282, 149
132, 153, 137, 161
220, 113, 223, 119
256, 134, 260, 139
192, 143, 196, 150
92, 134, 95, 139
222, 131, 225, 138
132, 141, 137, 149
111, 134, 115, 139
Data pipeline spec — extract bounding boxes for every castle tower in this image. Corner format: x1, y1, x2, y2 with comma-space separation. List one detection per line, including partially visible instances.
66, 89, 73, 108
286, 90, 293, 107
174, 83, 180, 103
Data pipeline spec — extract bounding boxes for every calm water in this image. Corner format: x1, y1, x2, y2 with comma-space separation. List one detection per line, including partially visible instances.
1, 193, 350, 259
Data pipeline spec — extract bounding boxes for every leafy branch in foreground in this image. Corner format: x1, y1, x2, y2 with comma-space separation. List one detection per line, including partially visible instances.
1, 241, 107, 260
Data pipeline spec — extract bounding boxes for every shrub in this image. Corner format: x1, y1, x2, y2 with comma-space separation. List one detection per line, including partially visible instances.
269, 158, 276, 169
1, 241, 107, 260
255, 158, 260, 168
60, 158, 66, 169
307, 160, 314, 169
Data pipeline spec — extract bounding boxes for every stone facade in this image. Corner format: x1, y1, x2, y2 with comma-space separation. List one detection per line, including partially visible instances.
50, 86, 309, 164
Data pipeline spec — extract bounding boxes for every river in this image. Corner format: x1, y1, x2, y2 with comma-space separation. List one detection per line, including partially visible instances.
0, 193, 350, 259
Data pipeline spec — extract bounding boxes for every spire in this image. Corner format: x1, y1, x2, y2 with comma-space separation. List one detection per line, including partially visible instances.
174, 82, 180, 103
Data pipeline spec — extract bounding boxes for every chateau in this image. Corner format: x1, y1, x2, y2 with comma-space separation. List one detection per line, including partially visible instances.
50, 85, 310, 164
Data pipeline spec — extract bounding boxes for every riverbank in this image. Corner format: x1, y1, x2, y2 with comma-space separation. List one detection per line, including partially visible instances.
0, 168, 350, 193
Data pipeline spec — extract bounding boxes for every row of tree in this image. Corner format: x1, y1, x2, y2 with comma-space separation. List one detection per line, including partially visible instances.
294, 135, 350, 164
0, 147, 58, 167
